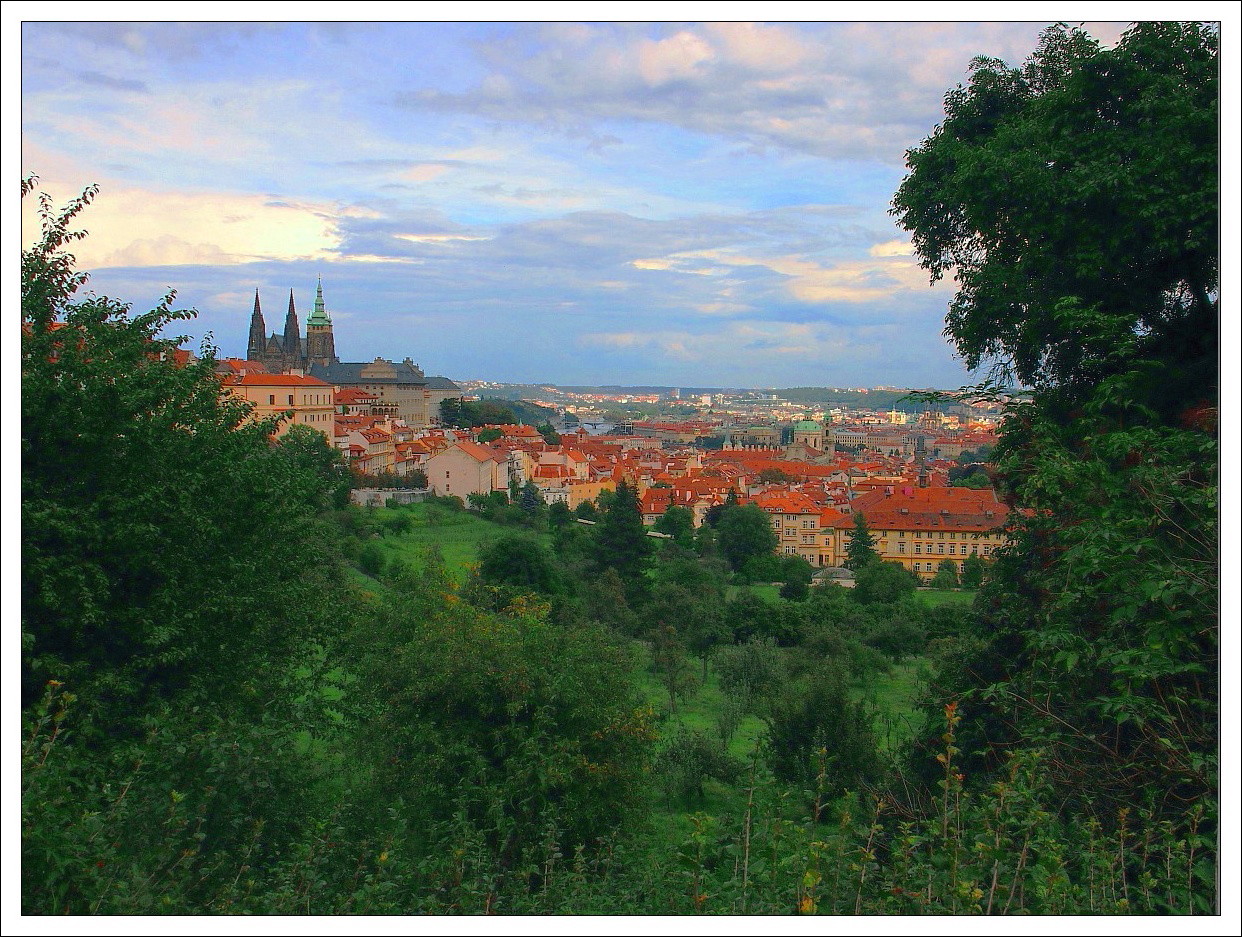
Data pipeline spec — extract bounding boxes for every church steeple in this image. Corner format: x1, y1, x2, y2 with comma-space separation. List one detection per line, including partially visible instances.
307, 275, 330, 326
247, 289, 267, 361
282, 289, 301, 360
305, 276, 337, 367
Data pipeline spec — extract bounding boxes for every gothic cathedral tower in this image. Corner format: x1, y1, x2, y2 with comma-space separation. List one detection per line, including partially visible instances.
305, 276, 338, 367
282, 290, 301, 365
246, 289, 267, 361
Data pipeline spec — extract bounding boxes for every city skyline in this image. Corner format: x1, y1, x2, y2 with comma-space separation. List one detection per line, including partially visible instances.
20, 18, 1131, 387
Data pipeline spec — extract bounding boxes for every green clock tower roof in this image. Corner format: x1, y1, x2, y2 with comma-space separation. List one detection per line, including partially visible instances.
307, 276, 331, 326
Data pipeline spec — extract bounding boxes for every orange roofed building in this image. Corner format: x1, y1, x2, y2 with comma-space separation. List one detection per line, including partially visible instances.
828, 486, 1012, 580
424, 440, 511, 499
222, 372, 336, 438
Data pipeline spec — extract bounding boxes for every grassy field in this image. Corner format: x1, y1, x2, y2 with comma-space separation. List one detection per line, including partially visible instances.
363, 503, 550, 583
858, 657, 932, 751
918, 587, 976, 607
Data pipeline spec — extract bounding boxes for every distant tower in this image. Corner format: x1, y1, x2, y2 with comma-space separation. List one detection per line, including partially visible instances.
282, 290, 301, 364
305, 276, 337, 367
247, 290, 267, 361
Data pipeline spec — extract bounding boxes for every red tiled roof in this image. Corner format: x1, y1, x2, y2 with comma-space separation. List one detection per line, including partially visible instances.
228, 373, 331, 387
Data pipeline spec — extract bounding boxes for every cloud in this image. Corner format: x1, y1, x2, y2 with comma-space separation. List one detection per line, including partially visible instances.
75, 70, 148, 93
21, 180, 341, 269
394, 22, 1122, 162
869, 239, 914, 258
632, 244, 944, 305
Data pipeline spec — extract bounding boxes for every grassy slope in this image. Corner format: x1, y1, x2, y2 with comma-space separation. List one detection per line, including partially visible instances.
363, 503, 551, 583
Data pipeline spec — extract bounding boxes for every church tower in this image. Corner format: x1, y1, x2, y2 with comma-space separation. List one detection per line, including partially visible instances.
247, 289, 267, 361
282, 290, 301, 366
305, 276, 338, 367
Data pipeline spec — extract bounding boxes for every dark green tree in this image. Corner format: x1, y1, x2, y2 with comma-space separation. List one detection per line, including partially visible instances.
765, 662, 879, 804
757, 468, 798, 484
354, 559, 655, 860
21, 180, 340, 730
547, 500, 573, 529
703, 488, 739, 528
477, 534, 561, 596
852, 562, 917, 605
894, 23, 1219, 837
931, 559, 960, 589
892, 22, 1218, 407
960, 552, 987, 589
653, 504, 695, 543
358, 541, 386, 577
715, 502, 778, 572
592, 480, 652, 595
844, 512, 878, 570
518, 480, 545, 515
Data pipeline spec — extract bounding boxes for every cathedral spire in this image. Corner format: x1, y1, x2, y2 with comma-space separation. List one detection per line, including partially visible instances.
247, 289, 267, 361
308, 275, 330, 326
283, 289, 301, 359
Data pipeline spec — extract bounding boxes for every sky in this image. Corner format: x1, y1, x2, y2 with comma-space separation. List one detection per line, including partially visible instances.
17, 14, 1142, 388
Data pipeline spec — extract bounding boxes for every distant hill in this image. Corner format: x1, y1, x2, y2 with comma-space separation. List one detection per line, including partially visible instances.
478, 397, 558, 426
774, 387, 931, 411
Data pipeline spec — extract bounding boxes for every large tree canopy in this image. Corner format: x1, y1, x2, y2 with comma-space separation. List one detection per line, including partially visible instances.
893, 24, 1219, 826
22, 180, 342, 732
892, 22, 1218, 404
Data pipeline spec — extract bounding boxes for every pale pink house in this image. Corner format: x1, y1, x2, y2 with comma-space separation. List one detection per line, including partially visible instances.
424, 441, 510, 498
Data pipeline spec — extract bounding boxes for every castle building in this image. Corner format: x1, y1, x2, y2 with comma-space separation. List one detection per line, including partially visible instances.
242, 279, 460, 430
247, 277, 339, 373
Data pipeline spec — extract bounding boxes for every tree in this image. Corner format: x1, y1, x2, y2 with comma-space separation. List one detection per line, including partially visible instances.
844, 512, 878, 570
894, 23, 1219, 838
477, 534, 561, 596
757, 468, 797, 484
960, 552, 987, 589
892, 23, 1218, 406
518, 480, 545, 516
592, 480, 652, 596
715, 503, 779, 572
21, 180, 340, 731
274, 424, 353, 510
650, 625, 697, 715
653, 504, 694, 543
931, 559, 960, 589
703, 488, 739, 528
355, 560, 655, 859
765, 662, 879, 805
547, 500, 572, 529
852, 562, 917, 605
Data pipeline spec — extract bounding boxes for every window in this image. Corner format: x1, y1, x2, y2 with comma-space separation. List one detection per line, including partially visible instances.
937, 543, 945, 554
288, 394, 295, 405
268, 394, 275, 405
949, 544, 956, 554
898, 542, 906, 554
914, 543, 922, 554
